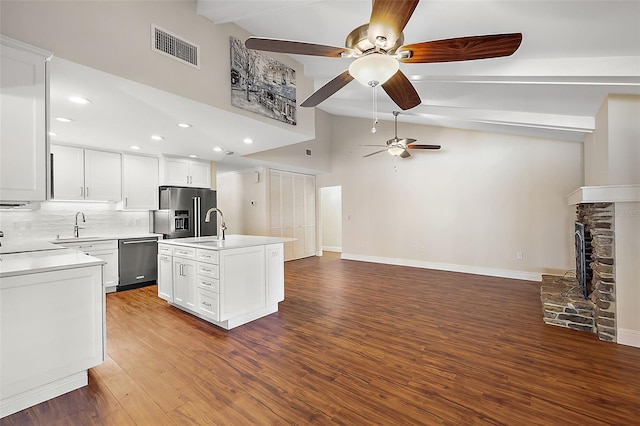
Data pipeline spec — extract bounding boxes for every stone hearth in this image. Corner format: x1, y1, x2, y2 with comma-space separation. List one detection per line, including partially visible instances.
541, 275, 595, 333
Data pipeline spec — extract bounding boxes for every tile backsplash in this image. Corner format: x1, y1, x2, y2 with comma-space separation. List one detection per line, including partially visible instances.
0, 201, 151, 241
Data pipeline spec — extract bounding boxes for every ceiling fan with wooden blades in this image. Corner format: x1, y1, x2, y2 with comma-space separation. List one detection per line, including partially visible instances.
245, 0, 522, 111
363, 111, 440, 158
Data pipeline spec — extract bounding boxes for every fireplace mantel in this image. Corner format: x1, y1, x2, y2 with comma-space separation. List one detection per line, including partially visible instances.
568, 184, 640, 205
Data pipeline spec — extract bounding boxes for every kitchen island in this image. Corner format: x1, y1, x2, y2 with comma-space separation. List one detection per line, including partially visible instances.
157, 235, 291, 330
0, 245, 105, 418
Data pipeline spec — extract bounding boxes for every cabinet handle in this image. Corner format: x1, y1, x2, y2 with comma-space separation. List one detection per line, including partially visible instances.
80, 187, 84, 197
86, 187, 89, 198
125, 197, 128, 207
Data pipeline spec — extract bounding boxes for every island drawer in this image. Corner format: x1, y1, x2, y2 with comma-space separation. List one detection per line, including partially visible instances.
197, 288, 219, 321
197, 275, 219, 293
158, 244, 172, 255
196, 249, 219, 264
197, 263, 219, 278
172, 247, 196, 259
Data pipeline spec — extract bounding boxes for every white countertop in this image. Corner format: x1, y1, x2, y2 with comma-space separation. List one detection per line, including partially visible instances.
0, 248, 106, 279
51, 233, 161, 244
158, 235, 295, 250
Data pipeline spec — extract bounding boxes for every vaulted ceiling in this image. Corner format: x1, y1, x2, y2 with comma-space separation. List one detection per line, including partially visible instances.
197, 0, 640, 142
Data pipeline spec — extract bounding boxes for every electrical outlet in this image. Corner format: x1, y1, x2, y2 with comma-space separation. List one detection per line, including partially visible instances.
516, 251, 524, 260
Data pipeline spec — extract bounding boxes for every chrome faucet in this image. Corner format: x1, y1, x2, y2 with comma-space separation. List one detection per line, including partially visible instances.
204, 207, 227, 240
74, 211, 86, 238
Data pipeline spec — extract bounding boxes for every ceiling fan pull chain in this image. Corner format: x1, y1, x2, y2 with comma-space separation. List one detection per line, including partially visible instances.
371, 84, 379, 134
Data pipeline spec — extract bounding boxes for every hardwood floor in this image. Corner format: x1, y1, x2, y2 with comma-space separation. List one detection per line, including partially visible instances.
3, 253, 640, 425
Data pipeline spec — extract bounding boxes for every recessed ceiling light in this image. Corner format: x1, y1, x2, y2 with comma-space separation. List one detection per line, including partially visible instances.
48, 131, 57, 136
213, 147, 223, 152
56, 117, 73, 123
68, 96, 91, 105
189, 154, 197, 158
243, 138, 254, 144
177, 123, 192, 128
151, 135, 164, 141
130, 145, 141, 150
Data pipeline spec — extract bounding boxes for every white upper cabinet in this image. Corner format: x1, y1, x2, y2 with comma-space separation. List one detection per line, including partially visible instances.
51, 144, 122, 201
161, 157, 211, 188
122, 154, 159, 210
0, 36, 51, 205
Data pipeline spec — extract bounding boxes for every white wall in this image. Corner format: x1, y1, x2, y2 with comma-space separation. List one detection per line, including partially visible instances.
317, 114, 583, 280
615, 202, 640, 347
585, 94, 640, 186
320, 186, 342, 252
0, 0, 315, 138
216, 168, 268, 236
246, 109, 333, 173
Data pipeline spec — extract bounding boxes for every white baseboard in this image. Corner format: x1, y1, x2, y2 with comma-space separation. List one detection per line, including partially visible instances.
322, 246, 342, 253
617, 328, 640, 348
340, 253, 541, 282
0, 371, 88, 419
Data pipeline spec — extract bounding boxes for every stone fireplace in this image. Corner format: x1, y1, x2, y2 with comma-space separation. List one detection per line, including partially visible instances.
541, 202, 616, 342
541, 184, 639, 347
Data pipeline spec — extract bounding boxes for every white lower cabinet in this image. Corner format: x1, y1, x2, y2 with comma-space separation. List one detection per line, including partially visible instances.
157, 241, 284, 329
0, 265, 104, 418
55, 240, 119, 293
173, 257, 196, 311
157, 253, 173, 302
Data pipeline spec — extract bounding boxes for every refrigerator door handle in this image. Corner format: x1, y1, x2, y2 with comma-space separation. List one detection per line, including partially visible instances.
193, 196, 201, 237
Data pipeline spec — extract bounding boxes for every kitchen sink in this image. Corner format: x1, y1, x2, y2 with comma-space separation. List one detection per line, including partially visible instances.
53, 236, 104, 243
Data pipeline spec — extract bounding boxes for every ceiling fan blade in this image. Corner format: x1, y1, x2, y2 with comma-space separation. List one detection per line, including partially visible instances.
399, 33, 523, 63
368, 0, 419, 47
400, 150, 411, 158
245, 37, 353, 58
363, 149, 388, 158
362, 144, 388, 147
301, 70, 354, 107
382, 71, 421, 110
407, 144, 441, 150
398, 138, 417, 145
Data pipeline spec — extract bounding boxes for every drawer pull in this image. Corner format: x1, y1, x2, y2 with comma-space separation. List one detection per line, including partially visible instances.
200, 281, 211, 286
202, 301, 211, 307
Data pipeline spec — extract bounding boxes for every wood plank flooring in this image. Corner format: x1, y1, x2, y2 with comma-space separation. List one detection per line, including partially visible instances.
3, 253, 640, 425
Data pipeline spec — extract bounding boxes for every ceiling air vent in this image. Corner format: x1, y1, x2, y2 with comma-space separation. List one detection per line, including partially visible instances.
151, 24, 199, 69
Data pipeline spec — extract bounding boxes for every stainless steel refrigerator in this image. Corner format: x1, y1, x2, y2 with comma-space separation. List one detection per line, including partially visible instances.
152, 186, 217, 239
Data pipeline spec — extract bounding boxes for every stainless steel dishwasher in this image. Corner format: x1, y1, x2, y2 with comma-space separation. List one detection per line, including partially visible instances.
118, 237, 158, 290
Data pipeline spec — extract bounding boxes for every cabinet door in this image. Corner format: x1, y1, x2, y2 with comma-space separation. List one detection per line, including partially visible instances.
219, 246, 265, 320
164, 158, 190, 186
51, 145, 85, 200
265, 243, 284, 305
189, 161, 211, 188
0, 39, 48, 203
173, 258, 196, 311
84, 149, 122, 201
123, 154, 158, 209
91, 249, 119, 289
158, 254, 173, 302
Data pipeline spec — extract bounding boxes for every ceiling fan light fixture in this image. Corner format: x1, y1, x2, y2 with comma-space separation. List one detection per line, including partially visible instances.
387, 145, 405, 156
349, 53, 399, 87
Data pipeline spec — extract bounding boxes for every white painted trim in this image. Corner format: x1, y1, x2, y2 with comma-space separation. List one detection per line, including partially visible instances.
617, 328, 640, 348
0, 371, 87, 419
568, 184, 640, 205
322, 246, 342, 253
340, 253, 542, 282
